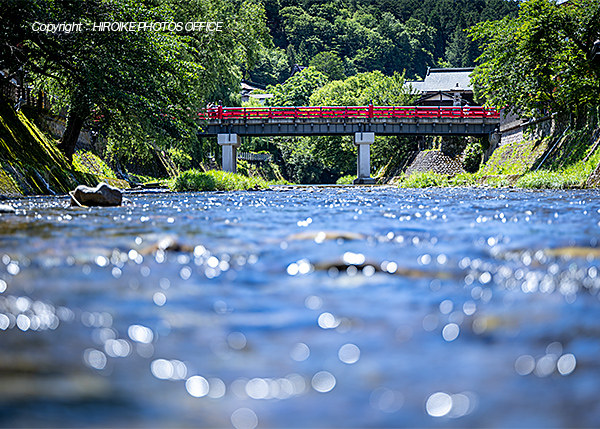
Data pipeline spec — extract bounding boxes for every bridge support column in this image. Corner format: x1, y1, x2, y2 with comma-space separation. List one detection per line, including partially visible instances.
218, 133, 241, 173
353, 132, 376, 185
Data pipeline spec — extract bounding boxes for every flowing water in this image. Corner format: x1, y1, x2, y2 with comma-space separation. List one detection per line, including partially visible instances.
0, 186, 599, 428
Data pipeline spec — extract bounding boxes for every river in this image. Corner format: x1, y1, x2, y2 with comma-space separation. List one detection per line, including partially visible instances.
0, 186, 599, 428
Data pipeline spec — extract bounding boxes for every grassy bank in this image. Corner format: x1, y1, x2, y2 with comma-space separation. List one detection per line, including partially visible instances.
397, 171, 478, 188
170, 169, 288, 192
397, 165, 595, 190
398, 120, 600, 189
336, 175, 355, 185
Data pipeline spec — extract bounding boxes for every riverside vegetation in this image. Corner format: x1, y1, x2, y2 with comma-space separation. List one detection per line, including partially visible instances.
396, 0, 600, 189
170, 170, 288, 192
396, 108, 600, 189
0, 0, 520, 188
1, 0, 598, 192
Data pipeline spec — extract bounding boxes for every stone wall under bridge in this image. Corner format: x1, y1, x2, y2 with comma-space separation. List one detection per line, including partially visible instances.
403, 150, 466, 177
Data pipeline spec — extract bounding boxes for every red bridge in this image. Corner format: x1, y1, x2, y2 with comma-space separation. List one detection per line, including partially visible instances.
199, 104, 501, 184
201, 105, 499, 121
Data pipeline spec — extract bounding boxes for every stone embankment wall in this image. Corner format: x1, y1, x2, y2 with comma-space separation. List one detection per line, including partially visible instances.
37, 114, 100, 152
499, 109, 554, 147
404, 150, 465, 176
499, 127, 523, 147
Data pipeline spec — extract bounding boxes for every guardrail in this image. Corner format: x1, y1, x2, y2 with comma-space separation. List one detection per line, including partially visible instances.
199, 105, 500, 121
1, 80, 52, 110
237, 152, 272, 162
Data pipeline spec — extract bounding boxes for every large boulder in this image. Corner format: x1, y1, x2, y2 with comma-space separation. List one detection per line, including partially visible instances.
0, 204, 15, 214
70, 182, 123, 207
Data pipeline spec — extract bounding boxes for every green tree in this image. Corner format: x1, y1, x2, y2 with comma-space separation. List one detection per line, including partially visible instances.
469, 0, 600, 120
280, 5, 335, 64
381, 0, 519, 66
2, 0, 270, 160
248, 47, 290, 86
267, 67, 329, 106
310, 70, 417, 106
309, 51, 346, 81
446, 27, 479, 68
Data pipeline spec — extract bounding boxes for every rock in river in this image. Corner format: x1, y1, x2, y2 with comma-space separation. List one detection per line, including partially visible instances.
70, 182, 123, 207
0, 204, 15, 214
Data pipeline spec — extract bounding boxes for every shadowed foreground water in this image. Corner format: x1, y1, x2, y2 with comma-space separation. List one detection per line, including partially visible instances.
0, 186, 599, 428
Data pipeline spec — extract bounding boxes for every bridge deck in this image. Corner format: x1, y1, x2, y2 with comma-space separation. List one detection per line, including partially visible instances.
199, 105, 501, 136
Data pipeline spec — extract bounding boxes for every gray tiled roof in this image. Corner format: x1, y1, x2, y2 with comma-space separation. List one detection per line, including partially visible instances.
415, 68, 474, 93
407, 81, 424, 92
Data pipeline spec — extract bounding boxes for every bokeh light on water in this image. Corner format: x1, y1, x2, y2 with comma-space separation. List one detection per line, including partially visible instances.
0, 187, 600, 427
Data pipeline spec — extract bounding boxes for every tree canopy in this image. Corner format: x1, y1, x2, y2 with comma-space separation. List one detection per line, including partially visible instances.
267, 67, 329, 106
469, 0, 600, 120
1, 0, 271, 158
310, 70, 417, 106
249, 0, 520, 85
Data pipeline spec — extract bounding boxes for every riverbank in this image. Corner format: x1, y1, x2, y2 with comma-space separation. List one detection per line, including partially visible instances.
0, 97, 129, 197
394, 121, 600, 189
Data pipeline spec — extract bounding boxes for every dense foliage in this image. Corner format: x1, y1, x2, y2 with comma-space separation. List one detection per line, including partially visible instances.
470, 0, 600, 120
249, 0, 520, 85
242, 0, 521, 183
1, 0, 270, 165
1, 0, 527, 185
267, 67, 329, 106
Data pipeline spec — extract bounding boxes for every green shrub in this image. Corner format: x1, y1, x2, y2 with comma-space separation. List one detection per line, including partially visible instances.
171, 169, 216, 191
449, 172, 477, 186
167, 147, 192, 172
170, 169, 286, 192
399, 171, 449, 188
516, 170, 582, 189
236, 160, 250, 177
336, 174, 355, 185
485, 176, 512, 188
462, 141, 484, 173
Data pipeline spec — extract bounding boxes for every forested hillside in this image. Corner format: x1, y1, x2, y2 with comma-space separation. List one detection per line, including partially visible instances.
248, 0, 520, 86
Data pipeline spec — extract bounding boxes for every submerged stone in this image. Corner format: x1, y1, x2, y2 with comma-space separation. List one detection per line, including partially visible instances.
545, 246, 600, 259
286, 230, 367, 242
0, 204, 15, 213
70, 182, 123, 207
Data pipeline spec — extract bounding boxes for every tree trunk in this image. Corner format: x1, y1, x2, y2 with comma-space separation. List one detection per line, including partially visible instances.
57, 106, 88, 160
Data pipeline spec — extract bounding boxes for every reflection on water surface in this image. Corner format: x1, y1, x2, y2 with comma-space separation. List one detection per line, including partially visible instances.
0, 187, 599, 427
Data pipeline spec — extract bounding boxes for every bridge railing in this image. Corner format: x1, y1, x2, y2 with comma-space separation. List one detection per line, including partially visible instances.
199, 105, 500, 120
237, 152, 273, 162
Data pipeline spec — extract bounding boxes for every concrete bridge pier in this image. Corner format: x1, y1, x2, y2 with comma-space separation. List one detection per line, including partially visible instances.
218, 133, 241, 173
353, 132, 376, 185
